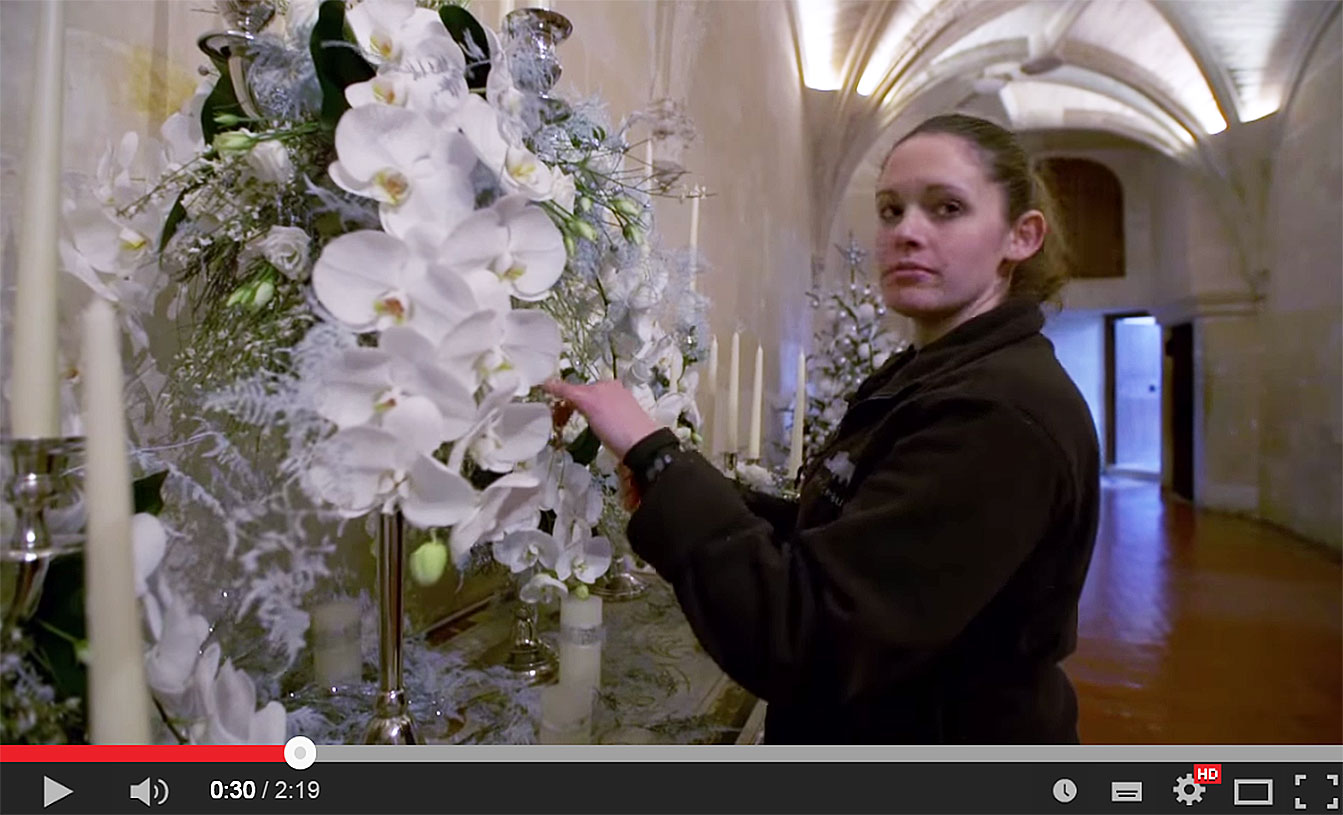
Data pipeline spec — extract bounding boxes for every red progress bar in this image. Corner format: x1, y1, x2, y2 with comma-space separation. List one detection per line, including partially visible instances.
0, 745, 285, 762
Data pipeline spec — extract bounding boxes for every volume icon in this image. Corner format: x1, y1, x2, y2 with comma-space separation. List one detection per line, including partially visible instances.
129, 777, 169, 807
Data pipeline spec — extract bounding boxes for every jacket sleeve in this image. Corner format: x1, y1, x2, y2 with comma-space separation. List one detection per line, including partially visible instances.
625, 396, 1068, 707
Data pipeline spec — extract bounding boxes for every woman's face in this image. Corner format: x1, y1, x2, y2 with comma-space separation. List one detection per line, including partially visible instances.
874, 132, 1040, 333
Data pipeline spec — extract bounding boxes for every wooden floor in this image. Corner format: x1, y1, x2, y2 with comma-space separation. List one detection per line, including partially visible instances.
1066, 476, 1342, 744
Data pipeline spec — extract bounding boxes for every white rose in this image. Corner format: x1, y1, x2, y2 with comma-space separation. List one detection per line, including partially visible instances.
245, 139, 294, 184
256, 226, 311, 280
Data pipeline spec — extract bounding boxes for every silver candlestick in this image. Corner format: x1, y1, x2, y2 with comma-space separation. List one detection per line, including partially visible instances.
2, 437, 85, 625
362, 511, 417, 744
485, 575, 557, 685
590, 550, 648, 602
197, 0, 275, 120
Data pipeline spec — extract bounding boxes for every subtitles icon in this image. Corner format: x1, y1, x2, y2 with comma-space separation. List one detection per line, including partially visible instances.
129, 777, 169, 807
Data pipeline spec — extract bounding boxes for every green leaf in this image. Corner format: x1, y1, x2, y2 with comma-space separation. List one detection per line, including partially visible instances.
439, 5, 491, 90
200, 65, 246, 145
133, 470, 169, 516
157, 190, 189, 259
566, 427, 600, 466
29, 554, 87, 701
310, 0, 376, 128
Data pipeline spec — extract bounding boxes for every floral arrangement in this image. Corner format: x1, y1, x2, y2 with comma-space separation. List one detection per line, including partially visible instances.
800, 237, 905, 461
4, 0, 706, 743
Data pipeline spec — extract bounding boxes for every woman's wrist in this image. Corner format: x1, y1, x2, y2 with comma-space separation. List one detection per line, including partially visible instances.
622, 428, 681, 493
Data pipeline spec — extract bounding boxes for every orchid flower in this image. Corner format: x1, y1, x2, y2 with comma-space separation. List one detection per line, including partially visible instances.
315, 326, 477, 443
305, 413, 480, 530
519, 573, 568, 604
189, 643, 288, 744
345, 0, 455, 67
555, 526, 613, 584
448, 470, 543, 565
311, 229, 480, 342
453, 377, 552, 474
328, 105, 477, 238
491, 528, 562, 574
437, 307, 561, 396
144, 580, 211, 719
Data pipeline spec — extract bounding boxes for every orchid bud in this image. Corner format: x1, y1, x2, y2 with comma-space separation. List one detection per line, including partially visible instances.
409, 540, 449, 585
622, 224, 644, 245
574, 583, 590, 600
213, 112, 246, 127
577, 196, 593, 213
563, 233, 576, 256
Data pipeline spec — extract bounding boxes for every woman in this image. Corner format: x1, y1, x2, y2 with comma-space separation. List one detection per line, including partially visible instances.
545, 114, 1101, 744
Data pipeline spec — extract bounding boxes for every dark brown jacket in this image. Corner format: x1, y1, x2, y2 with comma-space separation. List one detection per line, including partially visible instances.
624, 298, 1101, 743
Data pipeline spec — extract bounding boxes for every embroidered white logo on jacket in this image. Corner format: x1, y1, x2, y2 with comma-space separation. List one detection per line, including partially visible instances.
824, 451, 856, 485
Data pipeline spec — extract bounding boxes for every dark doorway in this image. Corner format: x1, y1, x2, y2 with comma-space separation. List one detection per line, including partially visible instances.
1165, 323, 1195, 501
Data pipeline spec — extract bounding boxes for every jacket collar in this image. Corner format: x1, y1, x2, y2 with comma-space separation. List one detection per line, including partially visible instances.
853, 297, 1044, 402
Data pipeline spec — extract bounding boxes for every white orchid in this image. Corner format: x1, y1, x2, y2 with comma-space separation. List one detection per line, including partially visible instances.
492, 528, 562, 574
144, 580, 211, 718
490, 195, 567, 300
328, 105, 477, 238
189, 644, 288, 744
555, 529, 613, 584
519, 572, 568, 604
454, 378, 552, 474
346, 0, 456, 67
345, 73, 412, 109
448, 470, 543, 564
315, 326, 477, 443
311, 229, 479, 341
438, 308, 561, 396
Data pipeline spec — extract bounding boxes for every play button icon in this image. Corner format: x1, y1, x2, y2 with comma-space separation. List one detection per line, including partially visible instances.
43, 776, 73, 808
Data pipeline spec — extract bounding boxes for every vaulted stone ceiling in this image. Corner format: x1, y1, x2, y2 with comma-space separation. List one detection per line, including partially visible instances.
793, 0, 1340, 251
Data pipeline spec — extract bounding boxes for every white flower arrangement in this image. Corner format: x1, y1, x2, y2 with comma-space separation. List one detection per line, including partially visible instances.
7, 0, 709, 744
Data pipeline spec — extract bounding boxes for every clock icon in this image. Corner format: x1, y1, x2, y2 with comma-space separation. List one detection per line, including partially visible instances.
1054, 778, 1078, 803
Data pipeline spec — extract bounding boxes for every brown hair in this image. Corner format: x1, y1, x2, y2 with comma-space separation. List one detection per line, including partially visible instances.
889, 114, 1072, 305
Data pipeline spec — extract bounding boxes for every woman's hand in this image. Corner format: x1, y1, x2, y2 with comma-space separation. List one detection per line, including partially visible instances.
542, 379, 662, 460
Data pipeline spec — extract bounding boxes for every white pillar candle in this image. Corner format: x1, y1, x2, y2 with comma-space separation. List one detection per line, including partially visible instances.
538, 683, 592, 744
787, 350, 807, 478
311, 598, 362, 689
747, 344, 764, 460
11, 0, 65, 438
80, 300, 151, 744
726, 332, 740, 453
558, 593, 602, 690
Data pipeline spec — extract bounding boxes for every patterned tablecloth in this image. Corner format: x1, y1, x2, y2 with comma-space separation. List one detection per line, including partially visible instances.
424, 574, 765, 745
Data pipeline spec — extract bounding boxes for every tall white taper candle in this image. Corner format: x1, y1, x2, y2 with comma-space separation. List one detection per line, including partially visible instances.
703, 335, 718, 453
688, 192, 701, 293
747, 344, 764, 460
81, 300, 151, 744
787, 350, 807, 478
11, 0, 65, 438
726, 332, 740, 453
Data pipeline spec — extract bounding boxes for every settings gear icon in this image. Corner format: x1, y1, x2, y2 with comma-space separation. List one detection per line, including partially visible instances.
1174, 773, 1207, 805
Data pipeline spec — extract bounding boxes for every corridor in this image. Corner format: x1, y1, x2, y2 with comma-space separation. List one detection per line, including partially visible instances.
1068, 477, 1342, 744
